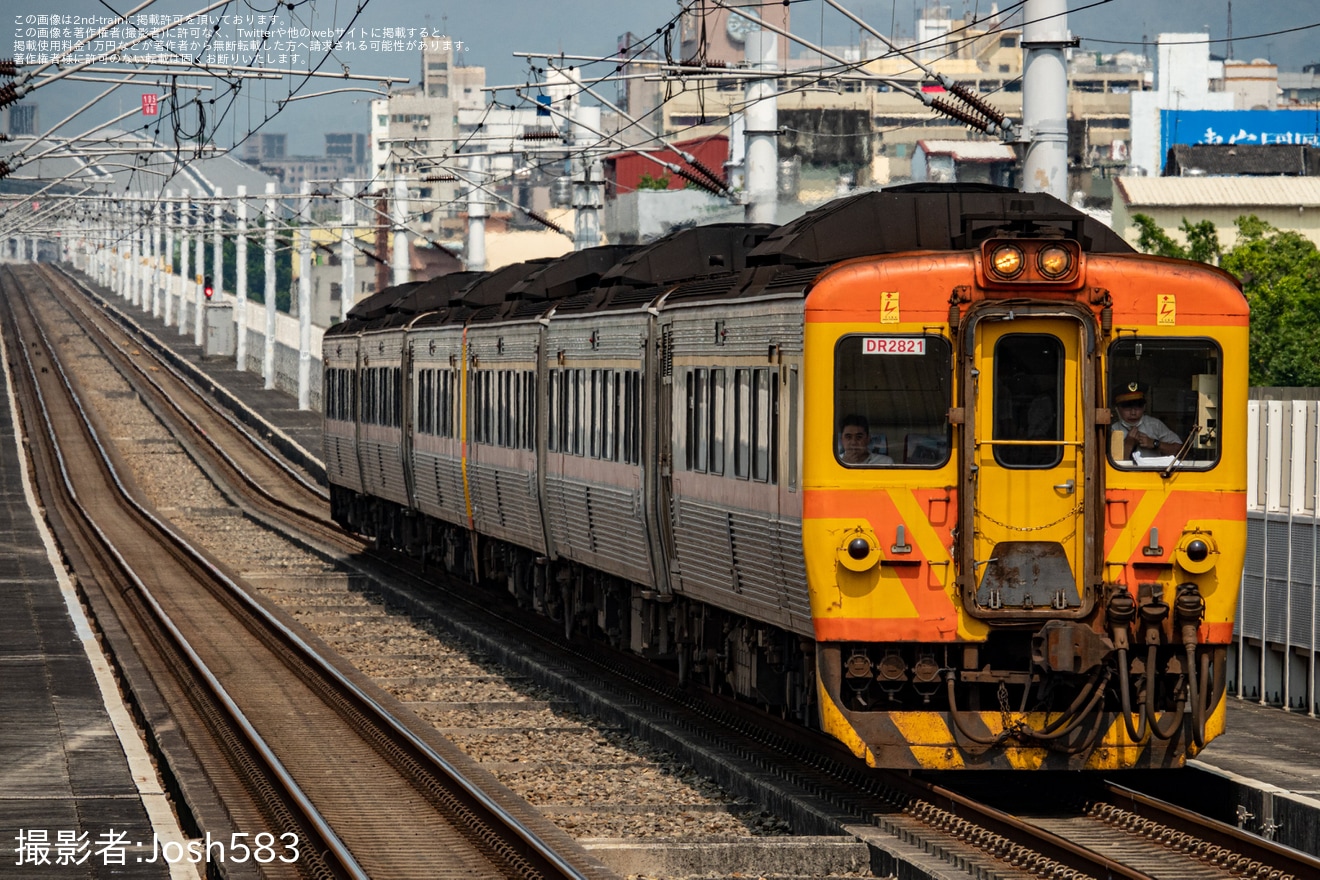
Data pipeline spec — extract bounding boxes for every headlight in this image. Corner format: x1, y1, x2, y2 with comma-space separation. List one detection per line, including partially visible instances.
989, 244, 1024, 279
1037, 243, 1072, 278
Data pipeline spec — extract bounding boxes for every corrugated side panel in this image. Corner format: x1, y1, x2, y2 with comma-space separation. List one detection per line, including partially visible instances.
1287, 520, 1317, 649
324, 432, 362, 493
412, 450, 467, 526
1239, 515, 1265, 640
672, 497, 810, 634
360, 439, 409, 507
1264, 519, 1291, 643
468, 464, 546, 554
777, 522, 813, 633
543, 475, 653, 586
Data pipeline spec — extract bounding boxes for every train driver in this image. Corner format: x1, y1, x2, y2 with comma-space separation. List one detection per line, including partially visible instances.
1111, 384, 1180, 460
839, 414, 894, 465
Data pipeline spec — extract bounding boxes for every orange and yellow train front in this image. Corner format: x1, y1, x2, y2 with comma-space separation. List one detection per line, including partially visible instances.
802, 237, 1247, 769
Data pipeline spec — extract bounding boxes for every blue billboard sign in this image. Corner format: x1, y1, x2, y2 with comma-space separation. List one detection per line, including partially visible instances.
1160, 109, 1320, 159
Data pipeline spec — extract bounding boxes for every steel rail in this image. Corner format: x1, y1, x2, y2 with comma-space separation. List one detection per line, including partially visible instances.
23, 265, 595, 880
3, 266, 369, 880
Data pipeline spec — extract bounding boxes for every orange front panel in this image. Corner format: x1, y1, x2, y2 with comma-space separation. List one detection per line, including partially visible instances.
802, 253, 980, 643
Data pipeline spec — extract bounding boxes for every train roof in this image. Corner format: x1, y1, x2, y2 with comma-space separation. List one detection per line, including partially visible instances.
544, 223, 777, 315
324, 280, 427, 336
325, 186, 1136, 333
748, 184, 1134, 268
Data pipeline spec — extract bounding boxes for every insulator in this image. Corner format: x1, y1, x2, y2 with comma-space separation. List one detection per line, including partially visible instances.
679, 56, 727, 69
672, 165, 725, 196
949, 82, 1007, 127
686, 155, 727, 190
929, 96, 991, 132
423, 174, 457, 182
0, 160, 10, 179
524, 210, 567, 235
0, 59, 17, 77
0, 82, 20, 109
519, 128, 563, 141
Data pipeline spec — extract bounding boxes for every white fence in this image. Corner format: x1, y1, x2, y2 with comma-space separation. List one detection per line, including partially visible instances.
1239, 400, 1320, 714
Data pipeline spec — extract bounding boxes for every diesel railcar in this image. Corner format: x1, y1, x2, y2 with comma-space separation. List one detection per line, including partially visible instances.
325, 184, 1247, 770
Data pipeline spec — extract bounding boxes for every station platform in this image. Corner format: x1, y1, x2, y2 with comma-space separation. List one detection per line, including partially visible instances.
53, 261, 1320, 860
0, 301, 190, 877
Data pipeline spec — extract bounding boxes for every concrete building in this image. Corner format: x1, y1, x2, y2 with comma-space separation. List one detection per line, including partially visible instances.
659, 8, 1147, 198
238, 132, 365, 191
1128, 34, 1236, 178
1279, 66, 1320, 106
1223, 59, 1280, 110
1111, 176, 1320, 250
679, 0, 791, 70
1163, 144, 1320, 177
4, 103, 37, 136
911, 140, 1018, 187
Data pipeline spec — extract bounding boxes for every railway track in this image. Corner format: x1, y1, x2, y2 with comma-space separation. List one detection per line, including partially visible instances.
1, 264, 613, 880
14, 260, 1318, 880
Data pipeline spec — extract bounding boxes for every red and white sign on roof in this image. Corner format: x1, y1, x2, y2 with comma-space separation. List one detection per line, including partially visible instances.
141, 94, 159, 115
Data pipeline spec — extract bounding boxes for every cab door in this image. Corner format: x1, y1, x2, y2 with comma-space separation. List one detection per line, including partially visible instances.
964, 312, 1096, 618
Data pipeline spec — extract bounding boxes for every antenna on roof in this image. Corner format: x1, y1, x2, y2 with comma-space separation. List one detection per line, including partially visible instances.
1227, 2, 1233, 60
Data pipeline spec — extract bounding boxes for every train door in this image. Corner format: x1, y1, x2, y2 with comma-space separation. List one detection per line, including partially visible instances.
401, 341, 416, 508
653, 324, 679, 591
964, 311, 1096, 618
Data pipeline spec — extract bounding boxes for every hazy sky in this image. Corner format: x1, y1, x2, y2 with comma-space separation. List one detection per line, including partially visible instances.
8, 0, 1320, 157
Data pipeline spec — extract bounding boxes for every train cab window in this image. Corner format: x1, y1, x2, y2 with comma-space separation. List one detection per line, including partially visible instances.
993, 334, 1063, 468
1108, 338, 1221, 470
834, 335, 951, 467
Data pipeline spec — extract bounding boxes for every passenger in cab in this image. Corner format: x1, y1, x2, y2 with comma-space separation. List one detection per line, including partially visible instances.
839, 414, 893, 465
1111, 384, 1180, 459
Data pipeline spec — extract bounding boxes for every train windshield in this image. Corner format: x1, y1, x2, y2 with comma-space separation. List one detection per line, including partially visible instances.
992, 333, 1063, 468
1107, 337, 1221, 470
834, 335, 952, 467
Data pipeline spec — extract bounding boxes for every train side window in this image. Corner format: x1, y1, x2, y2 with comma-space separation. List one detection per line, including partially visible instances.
589, 370, 602, 458
573, 369, 586, 456
734, 369, 751, 479
503, 370, 514, 448
598, 370, 615, 461
622, 370, 641, 465
687, 369, 707, 472
388, 366, 398, 427
416, 369, 428, 433
753, 368, 774, 482
432, 369, 440, 435
486, 372, 496, 444
547, 371, 559, 451
1107, 338, 1221, 470
438, 370, 451, 438
361, 369, 372, 425
787, 366, 799, 490
833, 335, 952, 468
710, 369, 726, 476
522, 372, 535, 450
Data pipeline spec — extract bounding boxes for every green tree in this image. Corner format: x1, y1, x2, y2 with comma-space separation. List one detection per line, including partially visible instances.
1131, 213, 1221, 263
1220, 215, 1320, 386
1131, 213, 1320, 386
636, 172, 671, 191
196, 216, 293, 311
